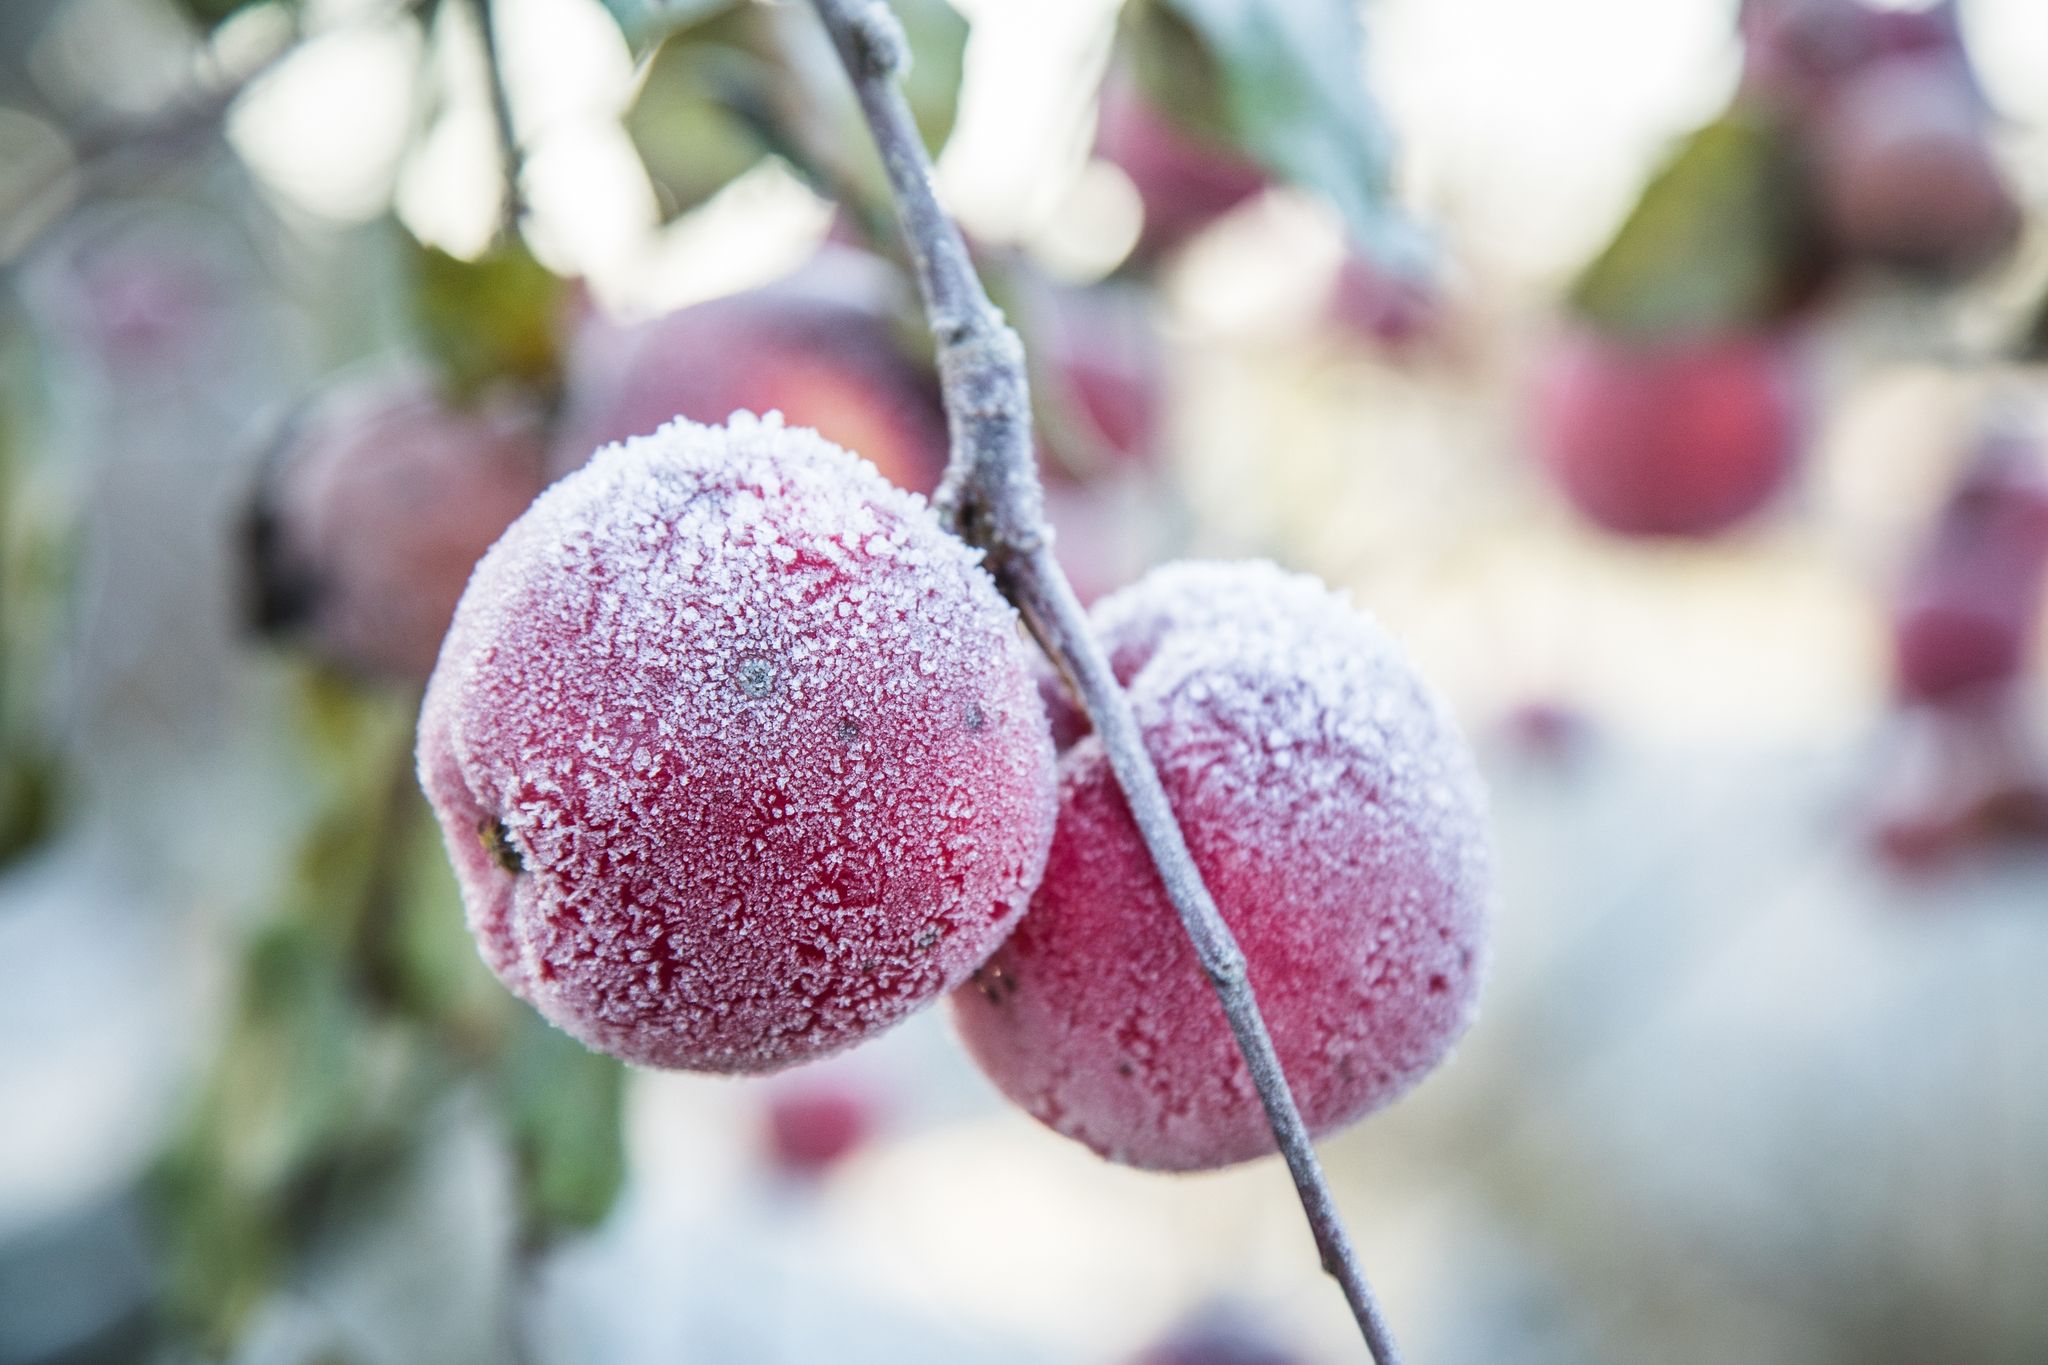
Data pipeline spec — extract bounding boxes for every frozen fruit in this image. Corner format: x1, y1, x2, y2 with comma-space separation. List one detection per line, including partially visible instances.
419, 414, 1057, 1073
954, 561, 1491, 1171
546, 252, 947, 493
246, 368, 546, 684
1533, 327, 1805, 538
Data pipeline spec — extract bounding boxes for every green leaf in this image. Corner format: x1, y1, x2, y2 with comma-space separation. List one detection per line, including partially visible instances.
623, 0, 968, 225
886, 0, 971, 153
2019, 283, 2048, 362
403, 232, 569, 403
626, 14, 783, 220
1127, 0, 1411, 260
493, 1015, 627, 1237
171, 0, 296, 35
0, 749, 59, 865
0, 365, 75, 868
150, 920, 430, 1349
598, 0, 736, 51
391, 795, 520, 1051
1569, 111, 1830, 338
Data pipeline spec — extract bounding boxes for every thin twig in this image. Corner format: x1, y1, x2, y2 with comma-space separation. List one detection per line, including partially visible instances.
802, 2, 1405, 1359
471, 0, 527, 234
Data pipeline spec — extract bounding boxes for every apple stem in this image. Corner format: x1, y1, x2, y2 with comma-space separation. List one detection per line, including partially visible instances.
804, 2, 1406, 1359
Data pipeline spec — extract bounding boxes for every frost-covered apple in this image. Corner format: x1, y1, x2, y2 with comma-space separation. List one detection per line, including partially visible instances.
419, 414, 1057, 1073
955, 561, 1491, 1171
246, 369, 547, 684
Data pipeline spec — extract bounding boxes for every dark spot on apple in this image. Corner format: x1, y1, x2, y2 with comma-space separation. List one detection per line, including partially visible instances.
478, 817, 523, 874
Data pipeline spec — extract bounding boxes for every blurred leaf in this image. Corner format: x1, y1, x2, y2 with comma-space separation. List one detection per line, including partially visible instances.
0, 751, 60, 864
2020, 284, 2048, 362
598, 0, 736, 51
885, 0, 970, 153
403, 232, 568, 403
623, 0, 967, 226
170, 0, 292, 34
151, 919, 431, 1349
1126, 0, 1411, 260
626, 12, 781, 220
0, 370, 75, 868
147, 687, 424, 1348
493, 1015, 627, 1237
1569, 111, 1830, 338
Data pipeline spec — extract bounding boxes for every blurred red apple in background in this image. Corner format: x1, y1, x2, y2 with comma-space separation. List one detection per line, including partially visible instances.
1095, 76, 1266, 262
547, 250, 948, 494
1026, 277, 1165, 481
1532, 327, 1807, 538
1127, 1302, 1308, 1365
246, 369, 547, 684
1891, 429, 2048, 704
1814, 55, 2016, 277
761, 1080, 877, 1182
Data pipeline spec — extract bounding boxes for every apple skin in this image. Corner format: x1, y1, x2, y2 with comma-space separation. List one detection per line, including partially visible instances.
1532, 327, 1807, 539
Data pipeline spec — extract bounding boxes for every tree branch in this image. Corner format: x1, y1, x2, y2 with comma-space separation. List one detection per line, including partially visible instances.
471, 0, 526, 234
803, 2, 1405, 1359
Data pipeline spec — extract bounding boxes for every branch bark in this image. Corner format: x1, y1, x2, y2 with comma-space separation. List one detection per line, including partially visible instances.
472, 0, 527, 234
803, 2, 1405, 1359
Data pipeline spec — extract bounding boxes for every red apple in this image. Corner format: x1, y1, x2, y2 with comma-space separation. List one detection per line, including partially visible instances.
1532, 327, 1806, 538
1095, 77, 1266, 261
247, 369, 547, 684
1891, 430, 2048, 703
761, 1080, 876, 1180
1815, 55, 2017, 276
1027, 278, 1165, 480
547, 250, 948, 493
